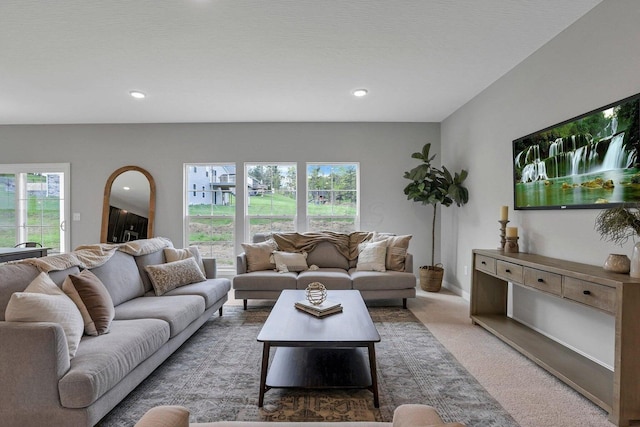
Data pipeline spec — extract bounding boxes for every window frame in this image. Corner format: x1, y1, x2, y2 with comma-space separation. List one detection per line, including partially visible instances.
0, 163, 70, 253
244, 162, 298, 238
306, 162, 360, 232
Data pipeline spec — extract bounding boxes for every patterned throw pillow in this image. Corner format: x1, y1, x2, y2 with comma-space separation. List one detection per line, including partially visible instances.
5, 272, 84, 358
272, 251, 309, 273
145, 257, 207, 296
241, 239, 278, 272
356, 240, 387, 272
62, 269, 115, 336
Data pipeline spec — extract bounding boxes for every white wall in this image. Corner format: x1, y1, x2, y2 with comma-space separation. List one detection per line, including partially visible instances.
0, 122, 439, 272
441, 0, 640, 369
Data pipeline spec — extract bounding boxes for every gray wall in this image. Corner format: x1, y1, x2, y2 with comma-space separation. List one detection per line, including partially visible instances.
441, 0, 640, 369
0, 122, 440, 272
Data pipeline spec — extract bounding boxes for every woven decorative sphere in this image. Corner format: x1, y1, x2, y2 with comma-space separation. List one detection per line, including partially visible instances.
305, 282, 327, 305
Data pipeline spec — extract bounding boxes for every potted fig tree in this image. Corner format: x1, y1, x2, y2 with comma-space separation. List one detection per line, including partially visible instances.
403, 143, 469, 291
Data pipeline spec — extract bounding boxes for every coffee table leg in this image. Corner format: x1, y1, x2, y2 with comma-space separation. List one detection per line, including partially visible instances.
368, 343, 379, 408
258, 342, 270, 407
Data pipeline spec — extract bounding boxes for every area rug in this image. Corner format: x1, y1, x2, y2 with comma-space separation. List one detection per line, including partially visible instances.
97, 306, 518, 426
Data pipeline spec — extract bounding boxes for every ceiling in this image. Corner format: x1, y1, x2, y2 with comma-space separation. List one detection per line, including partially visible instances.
1, 0, 602, 125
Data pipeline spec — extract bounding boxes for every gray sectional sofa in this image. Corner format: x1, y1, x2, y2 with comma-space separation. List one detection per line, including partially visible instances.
233, 232, 417, 309
0, 239, 231, 427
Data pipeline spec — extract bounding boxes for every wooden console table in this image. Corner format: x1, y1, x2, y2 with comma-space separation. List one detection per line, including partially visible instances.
471, 249, 640, 427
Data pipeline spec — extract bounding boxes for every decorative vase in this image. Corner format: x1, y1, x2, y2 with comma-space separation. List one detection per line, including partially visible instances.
603, 253, 631, 273
631, 243, 640, 278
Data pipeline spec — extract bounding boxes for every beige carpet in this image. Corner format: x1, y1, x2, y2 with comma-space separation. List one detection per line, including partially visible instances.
407, 288, 613, 427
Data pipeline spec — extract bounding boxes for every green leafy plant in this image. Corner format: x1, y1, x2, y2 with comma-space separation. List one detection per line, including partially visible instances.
403, 143, 469, 267
595, 205, 640, 245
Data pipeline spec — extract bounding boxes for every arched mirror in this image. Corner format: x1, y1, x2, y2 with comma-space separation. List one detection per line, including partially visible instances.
101, 166, 156, 243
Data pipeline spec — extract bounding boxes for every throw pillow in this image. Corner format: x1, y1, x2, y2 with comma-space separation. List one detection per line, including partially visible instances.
164, 246, 206, 275
272, 251, 309, 273
241, 239, 278, 272
5, 272, 84, 358
356, 240, 387, 272
145, 257, 207, 296
372, 232, 412, 271
62, 269, 115, 336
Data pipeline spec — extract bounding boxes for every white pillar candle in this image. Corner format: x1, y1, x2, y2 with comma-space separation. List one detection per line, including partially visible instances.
500, 205, 508, 221
506, 227, 518, 238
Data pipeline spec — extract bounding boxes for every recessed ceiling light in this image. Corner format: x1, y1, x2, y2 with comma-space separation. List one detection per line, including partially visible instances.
352, 89, 368, 97
123, 186, 130, 191
129, 91, 146, 99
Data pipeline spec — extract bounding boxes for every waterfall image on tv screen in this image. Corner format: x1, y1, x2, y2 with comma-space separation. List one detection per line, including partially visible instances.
513, 93, 640, 210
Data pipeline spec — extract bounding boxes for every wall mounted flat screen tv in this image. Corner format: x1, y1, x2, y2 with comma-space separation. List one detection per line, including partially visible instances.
513, 92, 640, 210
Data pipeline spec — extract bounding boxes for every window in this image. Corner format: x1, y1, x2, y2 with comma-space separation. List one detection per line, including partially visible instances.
307, 163, 359, 233
0, 163, 70, 253
184, 164, 236, 268
246, 163, 297, 236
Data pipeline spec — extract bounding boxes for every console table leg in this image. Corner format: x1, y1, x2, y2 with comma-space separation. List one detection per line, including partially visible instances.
258, 342, 270, 407
368, 343, 379, 408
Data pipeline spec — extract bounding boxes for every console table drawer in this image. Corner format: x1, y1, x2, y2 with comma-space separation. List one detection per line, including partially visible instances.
475, 255, 496, 274
524, 267, 562, 296
563, 277, 616, 314
496, 260, 523, 284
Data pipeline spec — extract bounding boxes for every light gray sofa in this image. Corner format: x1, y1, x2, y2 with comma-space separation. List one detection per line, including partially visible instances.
0, 241, 231, 427
233, 233, 416, 309
134, 404, 465, 427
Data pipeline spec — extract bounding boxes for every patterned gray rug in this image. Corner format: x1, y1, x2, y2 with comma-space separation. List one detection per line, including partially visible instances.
98, 306, 518, 426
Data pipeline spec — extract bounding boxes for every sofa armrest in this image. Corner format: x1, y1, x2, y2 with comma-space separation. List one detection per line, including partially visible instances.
236, 253, 248, 275
393, 404, 464, 427
405, 253, 414, 273
134, 405, 190, 427
0, 322, 70, 413
202, 258, 217, 279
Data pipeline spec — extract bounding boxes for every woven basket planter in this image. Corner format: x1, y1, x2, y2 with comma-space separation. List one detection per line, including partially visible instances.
419, 264, 444, 292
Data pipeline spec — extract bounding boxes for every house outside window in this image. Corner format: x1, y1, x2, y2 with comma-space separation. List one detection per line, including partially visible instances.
245, 163, 297, 237
0, 163, 70, 253
184, 164, 235, 268
307, 163, 359, 233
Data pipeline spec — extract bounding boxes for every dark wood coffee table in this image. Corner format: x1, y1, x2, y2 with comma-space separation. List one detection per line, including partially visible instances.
256, 289, 381, 407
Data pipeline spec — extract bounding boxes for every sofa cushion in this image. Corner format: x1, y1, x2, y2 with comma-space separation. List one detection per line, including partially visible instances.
58, 318, 170, 408
145, 258, 207, 296
134, 249, 167, 293
356, 241, 387, 272
90, 251, 145, 306
62, 269, 115, 336
372, 232, 412, 271
242, 239, 278, 272
350, 269, 417, 291
163, 278, 231, 309
0, 263, 40, 320
272, 251, 309, 272
114, 295, 205, 338
134, 405, 190, 427
306, 241, 350, 270
232, 271, 297, 291
297, 268, 352, 290
5, 272, 85, 358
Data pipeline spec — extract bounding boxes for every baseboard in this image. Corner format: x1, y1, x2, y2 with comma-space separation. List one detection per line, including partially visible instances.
442, 281, 469, 301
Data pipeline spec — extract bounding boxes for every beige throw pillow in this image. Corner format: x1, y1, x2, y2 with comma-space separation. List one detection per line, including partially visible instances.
241, 239, 278, 272
164, 246, 206, 275
5, 272, 84, 358
372, 232, 412, 271
272, 251, 309, 273
356, 240, 387, 272
63, 269, 115, 336
145, 257, 207, 296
